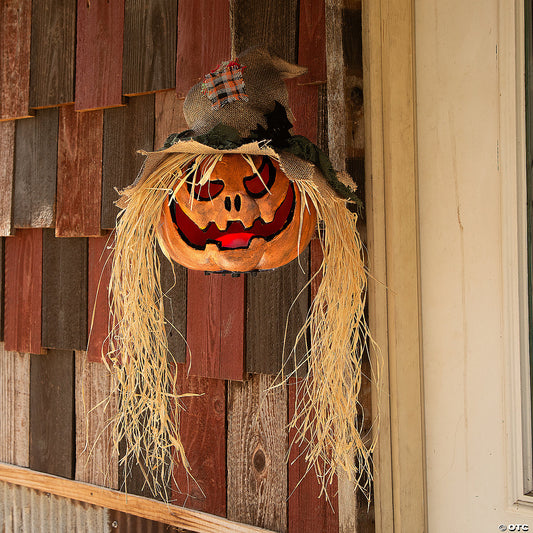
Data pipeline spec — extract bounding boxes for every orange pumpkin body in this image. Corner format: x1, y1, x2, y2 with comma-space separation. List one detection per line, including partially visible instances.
157, 154, 317, 272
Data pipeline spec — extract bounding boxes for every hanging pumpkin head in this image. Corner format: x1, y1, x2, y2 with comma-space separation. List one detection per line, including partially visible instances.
157, 154, 317, 271
108, 47, 374, 503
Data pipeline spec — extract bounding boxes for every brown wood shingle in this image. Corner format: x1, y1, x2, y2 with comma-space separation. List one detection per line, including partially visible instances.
41, 230, 88, 351
75, 0, 125, 111
13, 109, 58, 229
29, 349, 75, 479
175, 0, 231, 97
172, 366, 226, 517
56, 105, 104, 237
0, 121, 15, 236
29, 0, 76, 108
122, 0, 177, 95
101, 94, 155, 229
0, 0, 32, 120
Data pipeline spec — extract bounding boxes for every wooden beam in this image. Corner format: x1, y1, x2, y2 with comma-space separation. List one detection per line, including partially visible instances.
75, 0, 125, 111
186, 272, 245, 381
0, 462, 278, 533
4, 229, 43, 355
56, 105, 104, 237
0, 0, 32, 120
363, 0, 426, 529
176, 0, 231, 97
29, 0, 76, 108
122, 0, 177, 95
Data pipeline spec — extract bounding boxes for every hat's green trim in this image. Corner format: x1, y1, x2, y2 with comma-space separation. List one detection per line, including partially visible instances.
162, 125, 363, 211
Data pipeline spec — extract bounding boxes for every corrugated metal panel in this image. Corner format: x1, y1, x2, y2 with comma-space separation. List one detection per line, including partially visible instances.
0, 481, 110, 532
0, 482, 193, 533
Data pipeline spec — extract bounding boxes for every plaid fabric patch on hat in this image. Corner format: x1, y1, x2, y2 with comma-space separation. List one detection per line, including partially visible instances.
201, 60, 249, 109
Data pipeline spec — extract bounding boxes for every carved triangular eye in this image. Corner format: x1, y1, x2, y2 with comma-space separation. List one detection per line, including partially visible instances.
243, 157, 276, 198
186, 178, 225, 201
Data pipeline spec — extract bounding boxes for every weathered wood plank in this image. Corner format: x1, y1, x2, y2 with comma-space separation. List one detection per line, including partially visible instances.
246, 252, 309, 375
75, 351, 118, 488
42, 230, 88, 351
0, 0, 32, 120
122, 0, 177, 95
75, 0, 125, 111
287, 0, 327, 143
187, 272, 245, 381
29, 350, 75, 479
160, 251, 187, 365
0, 121, 15, 236
0, 345, 30, 467
154, 90, 188, 148
230, 0, 298, 62
176, 0, 231, 97
4, 229, 43, 354
287, 378, 338, 533
29, 0, 76, 108
227, 375, 287, 532
13, 109, 58, 229
172, 365, 226, 517
0, 462, 279, 533
56, 105, 104, 237
87, 235, 113, 363
101, 94, 155, 229
0, 239, 3, 341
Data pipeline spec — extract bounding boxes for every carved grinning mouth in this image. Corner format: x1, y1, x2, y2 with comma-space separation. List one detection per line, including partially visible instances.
169, 183, 296, 250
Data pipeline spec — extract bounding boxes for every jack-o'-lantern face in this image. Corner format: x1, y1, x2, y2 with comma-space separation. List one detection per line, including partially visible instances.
157, 154, 317, 271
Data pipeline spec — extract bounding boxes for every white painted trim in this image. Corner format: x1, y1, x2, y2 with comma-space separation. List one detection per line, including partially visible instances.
499, 0, 533, 508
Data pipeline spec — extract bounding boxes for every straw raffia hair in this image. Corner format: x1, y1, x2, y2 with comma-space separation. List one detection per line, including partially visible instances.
106, 151, 377, 500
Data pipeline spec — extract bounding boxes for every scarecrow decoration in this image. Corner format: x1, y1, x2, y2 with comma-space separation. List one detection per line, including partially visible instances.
108, 48, 376, 500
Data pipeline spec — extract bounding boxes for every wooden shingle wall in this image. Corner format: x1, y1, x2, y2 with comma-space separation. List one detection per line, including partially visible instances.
0, 1, 370, 532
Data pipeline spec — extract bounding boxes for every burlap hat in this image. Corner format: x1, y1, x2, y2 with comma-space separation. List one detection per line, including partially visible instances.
129, 47, 361, 211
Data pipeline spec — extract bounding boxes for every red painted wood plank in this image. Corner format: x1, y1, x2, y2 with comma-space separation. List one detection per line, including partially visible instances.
0, 0, 32, 120
4, 229, 44, 354
287, 378, 338, 533
56, 105, 103, 237
87, 235, 113, 363
172, 364, 226, 517
75, 0, 124, 111
287, 0, 326, 143
186, 272, 245, 381
0, 121, 15, 236
176, 0, 231, 97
